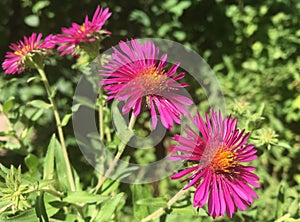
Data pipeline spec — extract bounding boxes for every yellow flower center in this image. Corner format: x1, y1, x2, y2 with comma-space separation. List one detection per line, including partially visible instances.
134, 66, 168, 94
79, 25, 86, 33
14, 45, 32, 56
211, 145, 237, 173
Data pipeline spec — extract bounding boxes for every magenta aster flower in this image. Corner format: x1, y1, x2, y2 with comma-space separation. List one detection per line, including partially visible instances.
170, 109, 259, 218
99, 39, 193, 129
2, 33, 55, 74
55, 5, 111, 56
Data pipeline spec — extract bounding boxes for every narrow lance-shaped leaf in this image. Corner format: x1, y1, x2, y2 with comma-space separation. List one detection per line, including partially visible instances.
61, 113, 72, 127
0, 208, 39, 222
3, 97, 15, 114
53, 135, 72, 191
131, 185, 152, 220
276, 184, 285, 218
43, 135, 55, 180
35, 193, 49, 222
63, 191, 109, 204
95, 193, 124, 221
28, 100, 52, 109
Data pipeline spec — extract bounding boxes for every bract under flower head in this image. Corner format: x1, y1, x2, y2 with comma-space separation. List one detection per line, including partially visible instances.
99, 39, 193, 129
2, 33, 55, 74
170, 108, 259, 218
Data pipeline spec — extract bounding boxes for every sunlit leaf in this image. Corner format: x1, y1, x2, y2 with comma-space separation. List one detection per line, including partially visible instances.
63, 191, 109, 204
96, 193, 124, 221
24, 15, 39, 27
3, 97, 15, 115
28, 100, 52, 109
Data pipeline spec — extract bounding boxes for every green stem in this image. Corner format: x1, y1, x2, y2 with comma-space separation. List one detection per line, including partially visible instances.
34, 63, 76, 192
105, 127, 112, 142
93, 113, 137, 193
98, 88, 104, 141
40, 187, 64, 198
141, 188, 188, 222
96, 88, 105, 188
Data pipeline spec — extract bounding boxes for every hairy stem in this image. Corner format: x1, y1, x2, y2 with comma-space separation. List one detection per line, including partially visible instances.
93, 113, 136, 193
98, 88, 104, 141
141, 188, 188, 222
34, 63, 76, 191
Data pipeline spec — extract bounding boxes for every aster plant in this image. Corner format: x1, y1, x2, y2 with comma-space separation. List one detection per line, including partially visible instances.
99, 39, 193, 130
169, 108, 259, 218
1, 3, 264, 222
2, 32, 76, 192
55, 5, 111, 57
2, 33, 55, 75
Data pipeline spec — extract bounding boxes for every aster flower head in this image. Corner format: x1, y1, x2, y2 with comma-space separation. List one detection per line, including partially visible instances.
55, 5, 111, 56
99, 39, 193, 130
2, 33, 55, 74
170, 108, 259, 218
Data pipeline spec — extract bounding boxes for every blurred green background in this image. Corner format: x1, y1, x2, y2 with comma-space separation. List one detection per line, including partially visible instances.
1, 0, 300, 221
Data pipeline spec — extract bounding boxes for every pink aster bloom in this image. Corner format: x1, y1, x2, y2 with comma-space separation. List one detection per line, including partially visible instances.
99, 39, 193, 129
55, 5, 111, 56
170, 108, 259, 218
2, 33, 55, 74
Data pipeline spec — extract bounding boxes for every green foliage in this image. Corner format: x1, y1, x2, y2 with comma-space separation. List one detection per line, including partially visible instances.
0, 0, 300, 221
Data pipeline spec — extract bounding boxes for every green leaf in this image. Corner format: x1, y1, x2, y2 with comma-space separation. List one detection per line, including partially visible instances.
0, 208, 39, 222
21, 126, 33, 140
35, 193, 49, 222
292, 95, 300, 109
173, 31, 186, 41
27, 76, 41, 83
28, 100, 52, 109
276, 184, 285, 218
24, 15, 39, 27
294, 174, 300, 185
48, 135, 71, 190
0, 140, 21, 150
169, 0, 191, 17
72, 166, 82, 191
136, 197, 167, 207
172, 205, 204, 215
65, 214, 78, 221
275, 213, 298, 222
73, 96, 95, 110
44, 135, 72, 191
277, 142, 292, 149
96, 193, 124, 221
0, 130, 15, 137
43, 193, 60, 217
30, 109, 44, 122
157, 24, 172, 37
63, 191, 109, 204
288, 197, 299, 217
129, 10, 151, 27
61, 114, 72, 127
252, 41, 263, 57
43, 135, 55, 180
36, 180, 56, 192
24, 154, 40, 172
98, 178, 120, 196
245, 24, 257, 37
242, 59, 258, 71
3, 97, 15, 115
0, 164, 10, 177
32, 0, 50, 13
131, 185, 152, 220
112, 102, 134, 146
0, 201, 13, 215
71, 104, 81, 112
